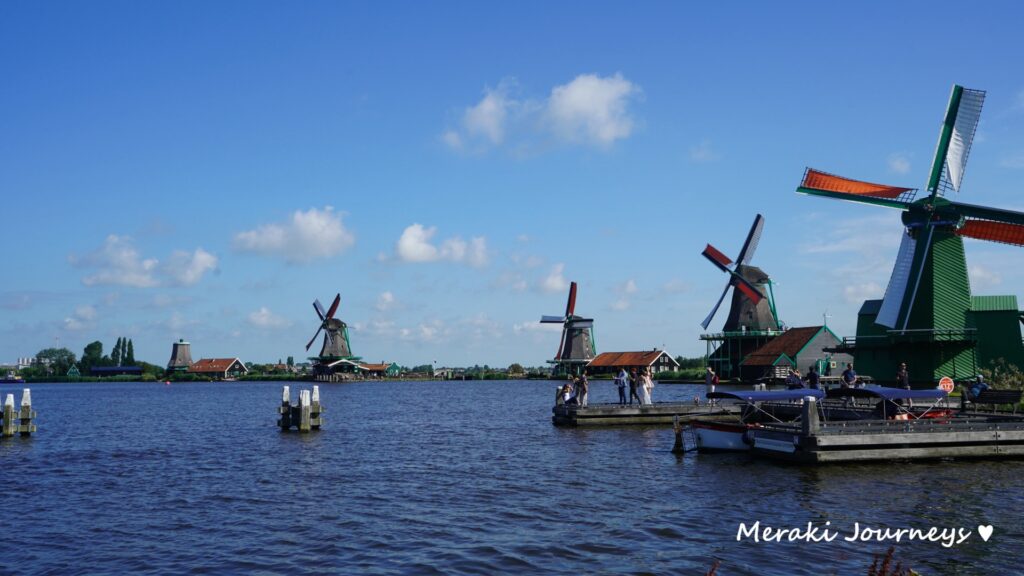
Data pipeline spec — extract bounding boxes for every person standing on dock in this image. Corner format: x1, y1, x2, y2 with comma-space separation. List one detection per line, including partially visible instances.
805, 365, 821, 390
897, 362, 912, 407
628, 368, 642, 405
615, 367, 628, 405
578, 372, 589, 407
705, 367, 718, 405
641, 367, 654, 405
786, 369, 804, 389
841, 363, 857, 388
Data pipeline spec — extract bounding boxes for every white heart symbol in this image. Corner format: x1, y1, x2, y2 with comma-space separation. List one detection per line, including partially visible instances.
978, 525, 993, 542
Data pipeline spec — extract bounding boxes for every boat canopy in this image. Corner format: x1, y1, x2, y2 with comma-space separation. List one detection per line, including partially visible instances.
707, 389, 825, 402
825, 386, 948, 400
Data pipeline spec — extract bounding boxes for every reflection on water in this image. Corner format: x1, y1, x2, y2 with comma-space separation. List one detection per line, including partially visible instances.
0, 379, 1019, 575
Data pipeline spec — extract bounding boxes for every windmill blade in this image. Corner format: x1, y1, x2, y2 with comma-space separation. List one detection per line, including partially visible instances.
540, 315, 566, 323
927, 86, 985, 197
798, 168, 916, 209
899, 226, 936, 332
729, 271, 764, 304
736, 214, 765, 265
702, 244, 733, 273
566, 319, 594, 330
950, 201, 1024, 226
700, 281, 732, 330
565, 281, 578, 317
305, 325, 324, 351
325, 293, 341, 319
875, 231, 918, 329
313, 299, 326, 321
554, 327, 569, 360
957, 219, 1024, 247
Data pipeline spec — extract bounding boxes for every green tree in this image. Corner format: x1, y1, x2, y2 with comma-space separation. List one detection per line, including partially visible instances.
287, 356, 294, 367
112, 337, 123, 367
508, 363, 525, 375
125, 339, 135, 366
35, 348, 77, 375
81, 341, 103, 373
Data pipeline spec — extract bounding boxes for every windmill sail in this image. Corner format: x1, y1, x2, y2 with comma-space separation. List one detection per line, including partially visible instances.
875, 230, 917, 329
699, 215, 777, 331
939, 87, 985, 195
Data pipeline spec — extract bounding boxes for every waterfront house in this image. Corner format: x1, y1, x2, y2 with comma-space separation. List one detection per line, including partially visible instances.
586, 350, 680, 375
188, 358, 248, 380
738, 325, 851, 382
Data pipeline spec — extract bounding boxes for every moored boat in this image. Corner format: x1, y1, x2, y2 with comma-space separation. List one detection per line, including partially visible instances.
693, 388, 825, 452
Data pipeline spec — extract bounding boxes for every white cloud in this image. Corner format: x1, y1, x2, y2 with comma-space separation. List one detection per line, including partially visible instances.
442, 73, 640, 152
234, 207, 355, 264
546, 73, 640, 146
248, 306, 292, 328
75, 305, 97, 320
394, 224, 488, 267
661, 279, 690, 294
540, 263, 569, 293
376, 291, 396, 312
513, 321, 562, 334
164, 248, 218, 286
464, 82, 512, 144
689, 139, 720, 163
71, 235, 159, 288
843, 282, 883, 304
969, 265, 1002, 290
887, 152, 911, 174
63, 304, 97, 331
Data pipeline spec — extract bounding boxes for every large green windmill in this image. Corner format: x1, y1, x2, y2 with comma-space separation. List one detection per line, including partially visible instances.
797, 85, 1024, 386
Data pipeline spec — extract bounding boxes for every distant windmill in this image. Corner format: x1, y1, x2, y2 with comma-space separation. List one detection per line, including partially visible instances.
796, 84, 1024, 384
305, 293, 354, 361
540, 281, 596, 374
700, 214, 779, 332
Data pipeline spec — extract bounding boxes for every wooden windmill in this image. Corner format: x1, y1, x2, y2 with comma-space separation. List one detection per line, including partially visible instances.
699, 214, 782, 380
306, 293, 359, 372
797, 85, 1024, 385
540, 281, 596, 376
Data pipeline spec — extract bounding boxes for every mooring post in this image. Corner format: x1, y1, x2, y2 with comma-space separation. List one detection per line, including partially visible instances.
299, 389, 312, 432
801, 396, 820, 436
2, 394, 14, 438
310, 385, 322, 430
18, 389, 36, 437
671, 415, 685, 454
278, 385, 291, 431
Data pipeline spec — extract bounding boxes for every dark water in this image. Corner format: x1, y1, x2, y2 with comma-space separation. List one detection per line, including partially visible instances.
1, 380, 1020, 575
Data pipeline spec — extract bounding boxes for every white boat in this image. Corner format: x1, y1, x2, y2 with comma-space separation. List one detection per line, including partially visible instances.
693, 388, 825, 453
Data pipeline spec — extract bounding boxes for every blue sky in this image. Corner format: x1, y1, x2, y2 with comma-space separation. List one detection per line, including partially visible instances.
3, 1, 1024, 367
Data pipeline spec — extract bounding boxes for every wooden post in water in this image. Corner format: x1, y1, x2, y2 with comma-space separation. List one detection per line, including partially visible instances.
278, 386, 292, 431
298, 390, 312, 432
801, 396, 819, 436
2, 394, 14, 437
18, 389, 36, 437
671, 415, 685, 454
310, 385, 322, 430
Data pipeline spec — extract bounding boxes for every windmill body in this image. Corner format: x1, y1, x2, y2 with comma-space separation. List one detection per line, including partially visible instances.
306, 293, 360, 374
540, 282, 596, 376
798, 85, 1024, 386
699, 215, 783, 380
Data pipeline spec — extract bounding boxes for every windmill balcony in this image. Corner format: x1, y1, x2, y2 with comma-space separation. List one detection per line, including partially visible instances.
839, 329, 978, 349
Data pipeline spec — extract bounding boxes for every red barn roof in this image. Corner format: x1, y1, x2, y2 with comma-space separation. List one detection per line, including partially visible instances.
188, 358, 246, 373
740, 326, 824, 367
588, 350, 678, 368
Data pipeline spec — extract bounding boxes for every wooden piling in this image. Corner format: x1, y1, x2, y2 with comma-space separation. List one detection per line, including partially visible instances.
18, 389, 36, 437
671, 415, 685, 454
278, 386, 292, 431
310, 385, 322, 430
299, 390, 311, 432
2, 394, 14, 437
801, 396, 820, 436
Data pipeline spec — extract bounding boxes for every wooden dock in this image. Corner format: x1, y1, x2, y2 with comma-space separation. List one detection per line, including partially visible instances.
747, 397, 1024, 463
552, 402, 738, 427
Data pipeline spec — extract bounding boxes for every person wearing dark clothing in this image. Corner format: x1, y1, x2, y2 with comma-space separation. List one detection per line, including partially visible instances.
615, 368, 628, 405
628, 368, 642, 406
968, 374, 989, 401
806, 366, 821, 390
841, 364, 857, 388
896, 363, 911, 407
